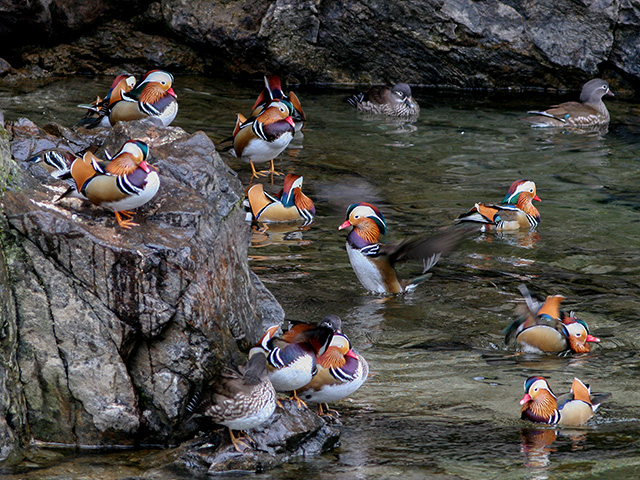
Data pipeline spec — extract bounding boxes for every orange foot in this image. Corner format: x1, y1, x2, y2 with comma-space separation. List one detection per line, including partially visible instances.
114, 210, 138, 229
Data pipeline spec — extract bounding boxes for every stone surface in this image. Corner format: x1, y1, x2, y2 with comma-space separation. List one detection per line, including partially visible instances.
1, 0, 639, 89
0, 117, 288, 452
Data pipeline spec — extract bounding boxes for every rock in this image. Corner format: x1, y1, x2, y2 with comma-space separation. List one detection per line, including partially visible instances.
1, 0, 637, 89
0, 58, 11, 77
0, 0, 150, 45
16, 19, 206, 78
147, 400, 340, 476
0, 117, 288, 450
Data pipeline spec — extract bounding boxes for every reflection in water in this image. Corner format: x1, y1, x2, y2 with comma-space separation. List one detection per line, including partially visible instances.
520, 427, 557, 471
249, 222, 314, 248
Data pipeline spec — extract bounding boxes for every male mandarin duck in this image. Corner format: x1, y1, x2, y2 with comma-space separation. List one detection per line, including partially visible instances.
76, 74, 137, 128
504, 285, 600, 354
87, 70, 178, 128
251, 74, 306, 132
231, 100, 295, 178
245, 173, 315, 225
297, 332, 369, 415
251, 316, 340, 407
31, 140, 160, 229
520, 376, 611, 426
339, 202, 469, 294
346, 83, 420, 117
187, 350, 276, 452
456, 179, 541, 231
524, 79, 614, 128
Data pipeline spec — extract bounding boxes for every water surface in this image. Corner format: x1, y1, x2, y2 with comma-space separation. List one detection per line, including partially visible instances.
1, 76, 639, 479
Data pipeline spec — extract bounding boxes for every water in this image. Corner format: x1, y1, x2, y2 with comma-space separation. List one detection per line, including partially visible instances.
1, 76, 640, 479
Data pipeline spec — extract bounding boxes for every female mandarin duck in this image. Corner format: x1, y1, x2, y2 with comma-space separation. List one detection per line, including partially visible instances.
520, 376, 611, 426
245, 174, 315, 225
346, 83, 420, 117
231, 100, 295, 178
98, 70, 178, 128
33, 140, 160, 229
297, 331, 369, 415
339, 202, 468, 294
187, 350, 276, 452
524, 78, 613, 128
456, 179, 541, 231
76, 74, 137, 128
504, 285, 600, 354
251, 74, 306, 132
252, 316, 340, 407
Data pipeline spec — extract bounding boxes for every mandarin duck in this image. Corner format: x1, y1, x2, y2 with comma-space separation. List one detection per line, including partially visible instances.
245, 173, 315, 225
456, 179, 541, 231
86, 70, 178, 128
251, 74, 306, 132
251, 316, 340, 408
297, 332, 369, 415
504, 285, 600, 354
231, 100, 295, 178
347, 83, 420, 117
31, 140, 160, 229
76, 74, 137, 128
339, 202, 469, 294
524, 79, 613, 128
520, 376, 611, 426
187, 350, 276, 452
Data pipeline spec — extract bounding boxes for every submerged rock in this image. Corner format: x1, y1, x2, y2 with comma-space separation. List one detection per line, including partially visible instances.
0, 117, 337, 470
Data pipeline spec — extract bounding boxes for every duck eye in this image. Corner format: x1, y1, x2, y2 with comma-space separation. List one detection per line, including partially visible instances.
354, 215, 360, 219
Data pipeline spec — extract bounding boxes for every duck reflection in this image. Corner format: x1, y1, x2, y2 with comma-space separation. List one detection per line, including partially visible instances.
249, 222, 313, 247
520, 427, 557, 469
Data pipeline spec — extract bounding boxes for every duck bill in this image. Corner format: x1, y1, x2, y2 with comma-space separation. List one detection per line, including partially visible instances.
533, 195, 542, 201
167, 87, 177, 98
586, 334, 600, 343
520, 393, 532, 405
338, 220, 352, 230
606, 89, 614, 97
285, 116, 295, 127
139, 160, 151, 173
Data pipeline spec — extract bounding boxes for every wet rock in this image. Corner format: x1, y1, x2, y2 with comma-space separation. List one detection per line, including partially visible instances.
2, 0, 638, 89
0, 117, 286, 450
0, 0, 150, 46
0, 58, 11, 77
146, 400, 340, 476
15, 19, 206, 78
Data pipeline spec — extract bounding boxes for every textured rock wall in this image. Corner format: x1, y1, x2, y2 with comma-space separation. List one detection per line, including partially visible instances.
0, 118, 285, 450
1, 0, 638, 89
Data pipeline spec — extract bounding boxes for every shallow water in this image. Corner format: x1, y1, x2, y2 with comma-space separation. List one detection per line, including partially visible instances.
1, 76, 640, 479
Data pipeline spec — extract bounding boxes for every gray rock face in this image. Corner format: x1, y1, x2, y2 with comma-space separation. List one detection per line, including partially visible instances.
0, 118, 288, 452
1, 0, 637, 88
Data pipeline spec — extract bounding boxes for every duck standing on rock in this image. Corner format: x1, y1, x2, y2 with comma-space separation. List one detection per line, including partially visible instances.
347, 83, 420, 117
524, 78, 613, 128
187, 350, 276, 452
297, 331, 369, 415
339, 202, 469, 294
29, 140, 160, 229
251, 316, 340, 408
81, 70, 178, 128
76, 74, 137, 128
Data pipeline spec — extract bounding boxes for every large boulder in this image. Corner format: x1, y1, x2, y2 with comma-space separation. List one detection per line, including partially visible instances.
0, 117, 290, 452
